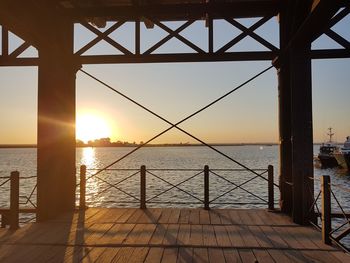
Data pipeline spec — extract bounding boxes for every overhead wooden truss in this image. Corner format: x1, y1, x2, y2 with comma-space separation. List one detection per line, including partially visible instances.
0, 5, 349, 66
76, 15, 279, 64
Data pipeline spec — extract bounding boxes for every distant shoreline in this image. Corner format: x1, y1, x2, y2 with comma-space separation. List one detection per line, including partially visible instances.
0, 144, 37, 148
0, 143, 336, 149
0, 143, 280, 149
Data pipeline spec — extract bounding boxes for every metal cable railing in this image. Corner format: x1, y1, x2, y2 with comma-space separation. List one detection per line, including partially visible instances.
308, 175, 350, 253
80, 165, 278, 210
328, 183, 350, 252
0, 172, 37, 229
1, 164, 278, 227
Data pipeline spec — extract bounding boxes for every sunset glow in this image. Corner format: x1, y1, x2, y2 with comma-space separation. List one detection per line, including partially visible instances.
76, 113, 111, 143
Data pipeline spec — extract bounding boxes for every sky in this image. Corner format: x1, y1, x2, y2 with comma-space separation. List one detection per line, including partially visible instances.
0, 14, 349, 145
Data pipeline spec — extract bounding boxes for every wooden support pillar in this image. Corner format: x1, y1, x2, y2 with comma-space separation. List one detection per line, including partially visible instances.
290, 45, 314, 225
37, 21, 79, 221
277, 66, 293, 214
289, 1, 314, 225
276, 1, 293, 215
276, 0, 315, 224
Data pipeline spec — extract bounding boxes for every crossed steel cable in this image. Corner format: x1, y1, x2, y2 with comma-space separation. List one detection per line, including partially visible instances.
79, 65, 274, 187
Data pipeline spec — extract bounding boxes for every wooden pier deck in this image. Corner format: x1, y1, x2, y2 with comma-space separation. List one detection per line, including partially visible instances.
0, 208, 349, 262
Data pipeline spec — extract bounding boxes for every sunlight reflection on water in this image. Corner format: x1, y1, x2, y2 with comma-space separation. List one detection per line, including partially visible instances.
81, 147, 96, 167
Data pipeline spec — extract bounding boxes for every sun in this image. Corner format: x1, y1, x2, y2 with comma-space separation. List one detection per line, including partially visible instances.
76, 113, 111, 143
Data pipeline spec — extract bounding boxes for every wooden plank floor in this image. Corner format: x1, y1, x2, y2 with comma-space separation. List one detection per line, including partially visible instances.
0, 208, 349, 262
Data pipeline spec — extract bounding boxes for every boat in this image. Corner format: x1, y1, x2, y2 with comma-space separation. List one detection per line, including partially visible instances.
334, 136, 350, 170
317, 128, 339, 168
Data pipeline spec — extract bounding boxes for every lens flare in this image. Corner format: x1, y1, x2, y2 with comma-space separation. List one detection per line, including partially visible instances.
76, 113, 111, 143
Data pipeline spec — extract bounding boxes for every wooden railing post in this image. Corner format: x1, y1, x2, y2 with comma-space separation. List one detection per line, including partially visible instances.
1, 214, 8, 228
204, 165, 209, 210
140, 165, 146, 209
268, 165, 274, 210
10, 171, 19, 230
321, 175, 331, 245
80, 165, 86, 210
1, 213, 8, 228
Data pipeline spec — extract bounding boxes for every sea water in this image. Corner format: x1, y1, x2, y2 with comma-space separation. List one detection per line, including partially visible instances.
0, 145, 349, 209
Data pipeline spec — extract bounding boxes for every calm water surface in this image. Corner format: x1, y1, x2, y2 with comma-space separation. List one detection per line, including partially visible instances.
0, 145, 349, 209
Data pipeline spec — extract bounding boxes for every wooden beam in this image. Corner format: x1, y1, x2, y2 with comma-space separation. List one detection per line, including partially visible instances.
68, 1, 280, 21
3, 48, 350, 66
0, 57, 39, 66
315, 212, 350, 218
0, 0, 75, 50
311, 49, 350, 59
0, 51, 274, 66
78, 51, 276, 64
0, 208, 36, 213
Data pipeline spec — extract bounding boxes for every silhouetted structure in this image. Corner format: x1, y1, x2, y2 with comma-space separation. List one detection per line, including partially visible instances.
0, 0, 349, 223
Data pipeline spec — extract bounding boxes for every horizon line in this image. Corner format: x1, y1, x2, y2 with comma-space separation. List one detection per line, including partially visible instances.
0, 142, 335, 148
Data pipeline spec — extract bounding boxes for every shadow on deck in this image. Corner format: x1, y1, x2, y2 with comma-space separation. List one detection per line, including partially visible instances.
0, 208, 349, 262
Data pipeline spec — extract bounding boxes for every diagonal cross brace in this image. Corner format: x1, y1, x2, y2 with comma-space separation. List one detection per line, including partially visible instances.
217, 16, 276, 53
79, 22, 132, 55
149, 18, 206, 54
144, 20, 196, 55
327, 7, 350, 29
9, 42, 32, 58
76, 21, 126, 55
325, 29, 350, 49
